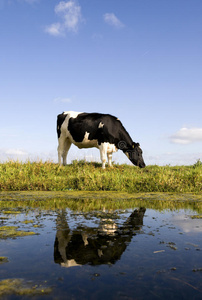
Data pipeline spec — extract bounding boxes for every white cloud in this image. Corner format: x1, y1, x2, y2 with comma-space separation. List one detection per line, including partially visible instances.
103, 13, 124, 28
170, 127, 202, 144
55, 0, 82, 32
0, 148, 28, 162
145, 151, 202, 166
5, 149, 28, 156
54, 97, 72, 103
0, 148, 57, 163
45, 0, 83, 36
45, 23, 63, 37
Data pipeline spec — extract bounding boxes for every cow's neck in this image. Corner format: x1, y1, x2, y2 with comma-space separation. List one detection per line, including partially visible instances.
118, 129, 133, 148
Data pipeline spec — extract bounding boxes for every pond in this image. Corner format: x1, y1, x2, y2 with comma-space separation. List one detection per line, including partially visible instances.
0, 192, 202, 299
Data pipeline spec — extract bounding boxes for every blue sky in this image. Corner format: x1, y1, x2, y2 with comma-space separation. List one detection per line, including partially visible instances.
1, 0, 202, 165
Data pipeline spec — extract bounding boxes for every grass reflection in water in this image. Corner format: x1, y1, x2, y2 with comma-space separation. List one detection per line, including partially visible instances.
0, 192, 201, 299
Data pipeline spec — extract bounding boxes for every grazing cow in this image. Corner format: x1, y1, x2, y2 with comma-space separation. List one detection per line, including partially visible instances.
57, 111, 146, 169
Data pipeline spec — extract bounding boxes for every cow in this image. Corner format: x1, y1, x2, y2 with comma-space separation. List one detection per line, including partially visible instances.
57, 111, 146, 169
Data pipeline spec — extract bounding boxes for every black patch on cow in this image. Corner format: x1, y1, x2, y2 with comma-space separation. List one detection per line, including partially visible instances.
67, 113, 133, 147
57, 112, 67, 138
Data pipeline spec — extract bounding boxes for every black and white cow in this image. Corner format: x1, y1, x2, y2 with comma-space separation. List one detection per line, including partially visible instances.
57, 111, 146, 169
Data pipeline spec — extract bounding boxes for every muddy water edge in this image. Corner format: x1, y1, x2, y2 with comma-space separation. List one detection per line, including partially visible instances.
0, 191, 202, 300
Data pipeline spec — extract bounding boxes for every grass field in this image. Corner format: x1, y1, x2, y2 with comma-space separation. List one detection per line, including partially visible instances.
0, 160, 201, 192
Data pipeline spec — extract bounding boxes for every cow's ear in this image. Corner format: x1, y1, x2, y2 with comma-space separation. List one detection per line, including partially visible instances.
132, 142, 140, 148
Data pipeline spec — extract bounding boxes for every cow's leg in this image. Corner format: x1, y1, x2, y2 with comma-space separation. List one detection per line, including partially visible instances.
62, 138, 71, 166
99, 143, 108, 169
58, 137, 71, 166
57, 138, 64, 165
107, 152, 113, 167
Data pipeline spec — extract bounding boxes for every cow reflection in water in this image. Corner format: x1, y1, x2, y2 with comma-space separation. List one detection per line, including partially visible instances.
54, 208, 146, 267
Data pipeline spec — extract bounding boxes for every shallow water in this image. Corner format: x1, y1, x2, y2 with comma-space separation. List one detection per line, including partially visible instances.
0, 192, 202, 299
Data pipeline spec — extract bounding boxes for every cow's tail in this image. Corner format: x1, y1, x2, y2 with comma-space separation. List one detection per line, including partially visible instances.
57, 113, 66, 139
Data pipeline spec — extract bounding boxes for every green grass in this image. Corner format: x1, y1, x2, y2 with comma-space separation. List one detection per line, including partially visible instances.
0, 160, 201, 192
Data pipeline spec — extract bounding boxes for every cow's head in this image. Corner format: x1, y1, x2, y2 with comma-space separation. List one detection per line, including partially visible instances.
125, 142, 146, 168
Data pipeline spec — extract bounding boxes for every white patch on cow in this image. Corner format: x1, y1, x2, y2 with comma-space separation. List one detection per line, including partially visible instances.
98, 122, 104, 128
99, 142, 117, 169
73, 131, 98, 149
107, 143, 117, 154
63, 111, 82, 117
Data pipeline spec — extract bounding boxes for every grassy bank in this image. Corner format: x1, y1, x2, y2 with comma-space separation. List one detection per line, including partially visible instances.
0, 160, 201, 193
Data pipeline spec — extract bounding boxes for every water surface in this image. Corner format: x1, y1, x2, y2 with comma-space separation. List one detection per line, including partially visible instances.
0, 192, 201, 299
